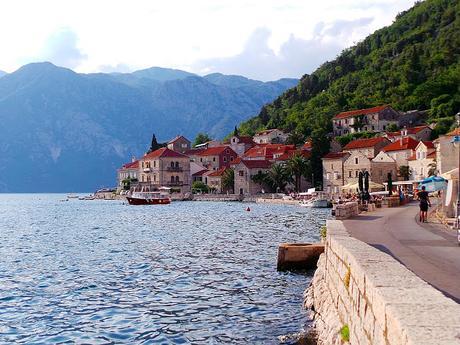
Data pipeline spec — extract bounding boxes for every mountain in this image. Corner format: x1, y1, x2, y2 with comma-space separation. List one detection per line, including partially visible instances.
0, 62, 297, 192
238, 0, 460, 183
0, 70, 6, 78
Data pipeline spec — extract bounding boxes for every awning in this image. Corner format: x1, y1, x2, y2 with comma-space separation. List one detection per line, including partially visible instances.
440, 168, 459, 181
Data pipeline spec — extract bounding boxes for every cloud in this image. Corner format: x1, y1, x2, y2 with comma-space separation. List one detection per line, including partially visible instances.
98, 63, 133, 73
192, 17, 375, 81
40, 28, 87, 69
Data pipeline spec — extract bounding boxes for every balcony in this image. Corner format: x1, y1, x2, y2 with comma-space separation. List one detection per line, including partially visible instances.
167, 166, 183, 172
167, 181, 184, 186
143, 168, 152, 173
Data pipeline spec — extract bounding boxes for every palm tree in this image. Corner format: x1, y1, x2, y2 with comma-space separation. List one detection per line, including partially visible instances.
221, 169, 235, 193
398, 165, 410, 181
286, 153, 310, 192
266, 163, 291, 192
428, 162, 437, 176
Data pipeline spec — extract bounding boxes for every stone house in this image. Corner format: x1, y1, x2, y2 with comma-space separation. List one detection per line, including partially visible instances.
253, 129, 288, 144
332, 105, 400, 136
382, 136, 419, 168
343, 137, 390, 159
196, 146, 238, 170
117, 159, 139, 190
167, 135, 191, 153
138, 147, 191, 193
322, 152, 350, 195
243, 144, 296, 161
435, 128, 460, 175
343, 151, 396, 185
408, 141, 436, 181
232, 159, 272, 195
227, 135, 255, 156
204, 168, 229, 193
370, 151, 398, 184
384, 126, 432, 142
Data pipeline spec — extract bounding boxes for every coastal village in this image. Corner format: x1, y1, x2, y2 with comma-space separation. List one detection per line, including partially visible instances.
117, 104, 459, 221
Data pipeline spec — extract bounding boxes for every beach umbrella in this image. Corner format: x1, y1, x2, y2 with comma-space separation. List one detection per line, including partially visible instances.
364, 171, 370, 192
418, 176, 447, 192
387, 173, 393, 196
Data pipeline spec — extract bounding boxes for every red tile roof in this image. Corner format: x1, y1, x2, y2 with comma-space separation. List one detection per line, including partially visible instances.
383, 137, 419, 152
322, 152, 350, 159
197, 146, 235, 156
207, 167, 228, 177
421, 141, 435, 149
427, 151, 436, 158
446, 128, 460, 136
244, 144, 295, 160
343, 137, 388, 150
302, 141, 312, 150
230, 136, 255, 144
334, 105, 390, 120
232, 159, 272, 169
121, 160, 139, 169
385, 125, 431, 137
276, 149, 311, 161
143, 147, 188, 159
168, 135, 190, 144
183, 148, 204, 156
192, 169, 208, 176
408, 153, 417, 161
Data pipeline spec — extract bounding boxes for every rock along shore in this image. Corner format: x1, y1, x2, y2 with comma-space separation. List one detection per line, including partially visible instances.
304, 219, 460, 345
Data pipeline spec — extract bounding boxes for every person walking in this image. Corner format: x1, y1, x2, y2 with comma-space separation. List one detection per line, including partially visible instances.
418, 186, 431, 223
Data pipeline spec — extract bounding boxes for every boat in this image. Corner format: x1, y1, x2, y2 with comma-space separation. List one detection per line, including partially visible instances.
79, 195, 96, 200
300, 198, 332, 208
67, 193, 79, 199
126, 191, 171, 205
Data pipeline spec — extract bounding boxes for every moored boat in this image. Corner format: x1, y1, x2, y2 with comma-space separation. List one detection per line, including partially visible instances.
126, 191, 171, 205
299, 198, 332, 208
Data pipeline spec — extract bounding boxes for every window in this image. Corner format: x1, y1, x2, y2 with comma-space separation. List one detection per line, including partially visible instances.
355, 171, 359, 177
239, 170, 244, 177
181, 143, 187, 148
226, 149, 230, 154
326, 173, 330, 180
175, 161, 179, 168
355, 157, 359, 164
153, 161, 156, 168
171, 162, 175, 168
331, 164, 334, 170
223, 157, 227, 162
176, 176, 180, 182
213, 157, 216, 162
154, 174, 157, 181
200, 158, 203, 162
348, 171, 352, 178
372, 126, 375, 131
230, 157, 234, 162
171, 176, 174, 182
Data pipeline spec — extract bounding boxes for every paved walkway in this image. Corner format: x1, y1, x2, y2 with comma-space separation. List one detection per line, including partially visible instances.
343, 202, 460, 303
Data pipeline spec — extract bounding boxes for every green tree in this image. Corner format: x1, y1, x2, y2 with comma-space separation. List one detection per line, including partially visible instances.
191, 181, 209, 193
148, 133, 163, 153
251, 170, 269, 189
386, 123, 399, 132
266, 163, 291, 192
286, 153, 310, 192
428, 162, 437, 176
233, 126, 239, 137
221, 169, 235, 193
398, 166, 411, 181
285, 131, 305, 147
193, 133, 212, 147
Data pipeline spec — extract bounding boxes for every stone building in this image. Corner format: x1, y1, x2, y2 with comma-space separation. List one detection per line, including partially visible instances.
384, 125, 432, 142
227, 135, 255, 156
370, 151, 398, 184
138, 147, 191, 193
167, 135, 191, 153
117, 159, 139, 190
382, 136, 419, 168
196, 146, 238, 170
408, 141, 436, 180
204, 168, 229, 193
322, 152, 350, 195
343, 137, 390, 159
343, 151, 397, 185
435, 128, 460, 175
253, 129, 288, 144
232, 159, 272, 195
332, 105, 399, 136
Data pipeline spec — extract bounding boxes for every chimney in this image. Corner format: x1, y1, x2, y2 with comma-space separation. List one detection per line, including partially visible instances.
132, 156, 136, 162
400, 126, 407, 145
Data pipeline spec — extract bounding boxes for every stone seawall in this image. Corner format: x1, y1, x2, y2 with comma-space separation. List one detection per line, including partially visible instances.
305, 220, 460, 345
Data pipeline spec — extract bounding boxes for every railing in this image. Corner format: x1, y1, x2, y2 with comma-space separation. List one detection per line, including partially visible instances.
167, 181, 184, 186
167, 166, 183, 172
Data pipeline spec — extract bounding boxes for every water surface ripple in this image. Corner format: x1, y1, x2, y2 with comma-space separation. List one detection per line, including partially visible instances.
0, 195, 328, 344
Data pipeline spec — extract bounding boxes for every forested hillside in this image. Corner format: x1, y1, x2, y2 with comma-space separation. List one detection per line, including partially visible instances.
238, 0, 459, 183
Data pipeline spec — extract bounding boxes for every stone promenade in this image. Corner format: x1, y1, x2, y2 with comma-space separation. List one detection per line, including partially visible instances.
343, 202, 460, 302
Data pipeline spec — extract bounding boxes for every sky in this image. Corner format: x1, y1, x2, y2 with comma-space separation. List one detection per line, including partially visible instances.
0, 0, 416, 81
